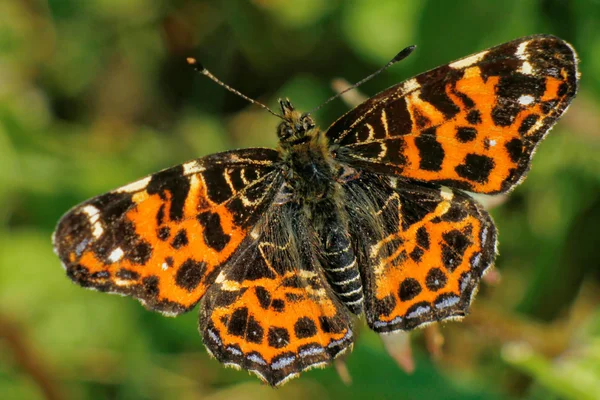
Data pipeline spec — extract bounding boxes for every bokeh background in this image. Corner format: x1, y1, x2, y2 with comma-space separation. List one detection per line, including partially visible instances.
1, 1, 599, 399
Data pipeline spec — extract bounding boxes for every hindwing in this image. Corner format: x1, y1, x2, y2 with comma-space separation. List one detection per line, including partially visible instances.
199, 202, 353, 386
344, 173, 496, 332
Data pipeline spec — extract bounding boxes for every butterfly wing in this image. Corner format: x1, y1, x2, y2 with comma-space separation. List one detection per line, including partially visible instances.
327, 35, 578, 194
343, 173, 496, 332
53, 148, 282, 315
199, 202, 353, 386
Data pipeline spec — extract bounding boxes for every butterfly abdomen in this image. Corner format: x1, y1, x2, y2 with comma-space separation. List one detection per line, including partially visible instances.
311, 198, 364, 314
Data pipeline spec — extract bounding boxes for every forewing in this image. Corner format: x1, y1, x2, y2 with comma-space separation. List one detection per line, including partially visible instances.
199, 202, 353, 386
344, 173, 496, 332
327, 35, 578, 194
53, 148, 282, 315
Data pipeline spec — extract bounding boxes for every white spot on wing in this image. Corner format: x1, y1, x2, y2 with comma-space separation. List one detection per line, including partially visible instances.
116, 176, 151, 193
81, 205, 104, 238
271, 355, 295, 370
406, 305, 431, 319
481, 226, 489, 244
516, 41, 529, 60
107, 247, 124, 263
328, 329, 353, 348
518, 94, 535, 106
207, 329, 221, 345
380, 110, 389, 136
440, 186, 454, 201
161, 262, 169, 271
299, 346, 325, 357
82, 205, 100, 219
220, 279, 241, 291
435, 295, 460, 309
471, 253, 482, 269
215, 271, 226, 283
460, 273, 471, 293
519, 61, 533, 75
402, 78, 420, 92
226, 346, 242, 356
449, 51, 488, 69
365, 123, 376, 140
183, 161, 204, 175
489, 139, 497, 147
247, 353, 267, 365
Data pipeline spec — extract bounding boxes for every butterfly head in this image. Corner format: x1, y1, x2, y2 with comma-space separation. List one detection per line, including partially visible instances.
277, 99, 316, 144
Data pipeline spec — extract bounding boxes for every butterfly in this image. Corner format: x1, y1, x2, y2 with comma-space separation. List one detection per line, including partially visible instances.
53, 34, 578, 386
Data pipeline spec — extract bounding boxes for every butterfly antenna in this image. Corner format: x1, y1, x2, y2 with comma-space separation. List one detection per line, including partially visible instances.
309, 45, 416, 115
187, 57, 284, 120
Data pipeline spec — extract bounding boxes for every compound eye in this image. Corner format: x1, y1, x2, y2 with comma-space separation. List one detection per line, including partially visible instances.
301, 114, 315, 130
278, 124, 294, 140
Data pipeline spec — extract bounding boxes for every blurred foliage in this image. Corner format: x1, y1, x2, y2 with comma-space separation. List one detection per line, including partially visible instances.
1, 0, 599, 399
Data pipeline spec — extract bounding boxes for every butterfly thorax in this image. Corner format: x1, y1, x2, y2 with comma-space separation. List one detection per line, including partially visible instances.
276, 100, 339, 202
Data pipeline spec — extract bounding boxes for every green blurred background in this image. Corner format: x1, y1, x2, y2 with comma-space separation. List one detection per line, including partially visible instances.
1, 1, 599, 399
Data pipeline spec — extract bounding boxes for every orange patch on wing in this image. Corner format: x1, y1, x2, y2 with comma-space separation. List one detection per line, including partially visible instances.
208, 272, 349, 362
374, 212, 484, 320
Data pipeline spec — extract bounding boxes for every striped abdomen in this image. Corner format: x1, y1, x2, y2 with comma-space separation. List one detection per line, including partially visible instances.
316, 201, 363, 314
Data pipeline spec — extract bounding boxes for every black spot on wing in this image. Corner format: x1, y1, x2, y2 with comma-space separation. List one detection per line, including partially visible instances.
440, 202, 468, 222
558, 82, 568, 97
294, 317, 317, 339
226, 168, 246, 192
175, 259, 206, 291
268, 326, 290, 349
319, 315, 346, 334
505, 138, 524, 163
255, 286, 271, 310
451, 86, 476, 108
519, 114, 539, 135
116, 268, 139, 280
142, 276, 160, 297
227, 307, 249, 337
385, 97, 413, 136
416, 226, 430, 250
246, 316, 264, 344
146, 165, 190, 221
413, 108, 430, 128
455, 127, 477, 143
417, 65, 461, 119
415, 128, 444, 172
466, 109, 482, 124
157, 226, 170, 241
409, 246, 424, 262
202, 168, 234, 204
171, 229, 188, 249
383, 137, 409, 166
127, 239, 152, 265
271, 299, 285, 312
425, 268, 447, 291
156, 204, 165, 226
399, 278, 422, 301
441, 229, 471, 272
197, 211, 230, 251
455, 154, 495, 184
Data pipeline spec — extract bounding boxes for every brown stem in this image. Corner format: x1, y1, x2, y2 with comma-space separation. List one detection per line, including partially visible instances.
0, 314, 64, 400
